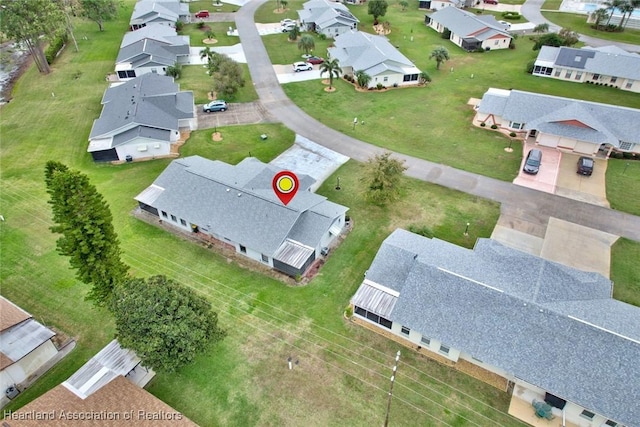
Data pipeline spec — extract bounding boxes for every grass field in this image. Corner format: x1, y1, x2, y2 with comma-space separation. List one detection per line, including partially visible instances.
179, 22, 239, 47
610, 238, 640, 306
180, 63, 259, 104
542, 11, 640, 44
541, 0, 563, 10
605, 158, 640, 216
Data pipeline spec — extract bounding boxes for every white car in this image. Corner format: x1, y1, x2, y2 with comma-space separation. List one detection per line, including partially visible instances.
280, 18, 296, 26
498, 20, 511, 29
281, 23, 297, 32
292, 62, 313, 72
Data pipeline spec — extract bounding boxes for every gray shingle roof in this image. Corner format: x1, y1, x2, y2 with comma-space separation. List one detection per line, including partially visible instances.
356, 229, 640, 426
477, 87, 640, 146
328, 30, 420, 76
536, 45, 640, 80
299, 0, 358, 29
89, 74, 194, 142
136, 156, 348, 256
116, 39, 189, 68
130, 1, 188, 25
121, 24, 189, 48
427, 7, 511, 42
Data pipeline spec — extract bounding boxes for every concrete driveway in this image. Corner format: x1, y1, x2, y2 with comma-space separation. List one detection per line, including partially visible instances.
274, 64, 323, 83
513, 144, 561, 194
555, 153, 609, 207
196, 101, 276, 129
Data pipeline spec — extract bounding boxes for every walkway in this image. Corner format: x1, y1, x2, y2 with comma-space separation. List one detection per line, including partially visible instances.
520, 0, 640, 52
234, 0, 640, 243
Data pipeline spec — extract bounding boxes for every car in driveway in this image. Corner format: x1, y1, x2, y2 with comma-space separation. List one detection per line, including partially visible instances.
306, 56, 324, 65
281, 23, 297, 32
523, 149, 542, 175
280, 18, 296, 26
483, 0, 498, 3
577, 156, 594, 176
293, 62, 313, 72
203, 100, 227, 112
195, 10, 210, 18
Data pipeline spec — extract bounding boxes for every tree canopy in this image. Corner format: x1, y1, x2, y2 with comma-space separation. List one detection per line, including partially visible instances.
81, 0, 120, 32
429, 46, 450, 70
532, 28, 579, 50
45, 161, 129, 306
212, 55, 246, 99
112, 275, 226, 372
298, 34, 315, 55
368, 0, 389, 22
0, 0, 66, 74
361, 152, 407, 205
319, 58, 341, 89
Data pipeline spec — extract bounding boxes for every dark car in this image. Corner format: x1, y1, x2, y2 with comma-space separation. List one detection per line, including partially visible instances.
523, 149, 542, 175
195, 10, 210, 18
306, 56, 324, 65
577, 156, 594, 176
483, 0, 498, 4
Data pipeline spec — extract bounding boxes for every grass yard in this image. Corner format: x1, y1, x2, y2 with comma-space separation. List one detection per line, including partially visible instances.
187, 0, 239, 13
610, 238, 640, 306
179, 22, 239, 47
262, 32, 334, 65
180, 63, 259, 104
606, 158, 640, 216
542, 11, 640, 44
541, 0, 563, 10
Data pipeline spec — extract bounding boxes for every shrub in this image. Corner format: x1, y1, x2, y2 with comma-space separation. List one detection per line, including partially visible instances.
491, 124, 498, 129
344, 305, 353, 318
175, 21, 184, 31
45, 33, 67, 65
319, 33, 327, 40
197, 21, 205, 29
407, 224, 434, 238
376, 83, 384, 90
480, 122, 486, 127
475, 46, 485, 53
442, 28, 451, 39
526, 60, 535, 74
509, 132, 517, 137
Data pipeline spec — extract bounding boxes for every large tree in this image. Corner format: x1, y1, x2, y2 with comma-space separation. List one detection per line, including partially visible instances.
532, 28, 579, 50
298, 34, 315, 56
0, 0, 66, 74
111, 275, 226, 373
361, 152, 407, 205
368, 0, 389, 23
81, 0, 120, 32
429, 46, 450, 70
212, 55, 245, 99
319, 58, 341, 90
45, 161, 129, 306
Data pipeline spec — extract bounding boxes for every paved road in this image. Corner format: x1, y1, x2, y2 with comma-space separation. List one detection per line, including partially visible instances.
234, 0, 640, 242
520, 0, 640, 52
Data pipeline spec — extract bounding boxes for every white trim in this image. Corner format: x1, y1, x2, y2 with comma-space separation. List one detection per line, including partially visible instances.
568, 316, 640, 345
363, 279, 400, 297
436, 267, 504, 293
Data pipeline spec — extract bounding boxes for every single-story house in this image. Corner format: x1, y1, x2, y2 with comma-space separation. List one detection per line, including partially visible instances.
5, 340, 197, 426
425, 7, 511, 51
134, 156, 349, 277
88, 74, 195, 162
532, 45, 640, 93
475, 87, 640, 155
0, 297, 60, 408
298, 0, 359, 39
130, 0, 190, 31
328, 30, 422, 88
121, 24, 190, 50
115, 37, 191, 81
418, 0, 474, 11
351, 229, 640, 427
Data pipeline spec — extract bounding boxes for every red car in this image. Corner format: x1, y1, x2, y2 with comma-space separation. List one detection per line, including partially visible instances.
483, 0, 498, 4
195, 10, 210, 18
306, 56, 325, 65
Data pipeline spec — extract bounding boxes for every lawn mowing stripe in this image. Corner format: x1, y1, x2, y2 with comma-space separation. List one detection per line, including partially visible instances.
125, 241, 519, 426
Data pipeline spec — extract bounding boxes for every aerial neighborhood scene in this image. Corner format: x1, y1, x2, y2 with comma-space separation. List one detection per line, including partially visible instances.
1, 0, 639, 425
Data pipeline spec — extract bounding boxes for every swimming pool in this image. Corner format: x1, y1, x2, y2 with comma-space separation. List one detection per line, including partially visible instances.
582, 2, 640, 17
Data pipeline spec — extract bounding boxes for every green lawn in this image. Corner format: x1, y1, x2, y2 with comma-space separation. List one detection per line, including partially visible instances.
187, 0, 239, 13
541, 0, 563, 10
611, 238, 640, 306
606, 158, 640, 216
542, 11, 640, 44
180, 63, 259, 104
179, 22, 239, 47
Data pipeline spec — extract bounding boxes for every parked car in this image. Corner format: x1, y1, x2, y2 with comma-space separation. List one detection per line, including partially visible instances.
281, 23, 297, 32
203, 100, 227, 112
195, 10, 210, 18
280, 18, 296, 26
577, 156, 594, 176
293, 62, 313, 72
306, 56, 324, 65
523, 149, 542, 175
483, 0, 498, 4
498, 20, 511, 28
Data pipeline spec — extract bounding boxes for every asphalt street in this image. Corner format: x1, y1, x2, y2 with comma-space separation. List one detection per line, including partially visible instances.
233, 0, 640, 242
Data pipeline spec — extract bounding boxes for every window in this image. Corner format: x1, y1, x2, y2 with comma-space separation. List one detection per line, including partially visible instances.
354, 306, 392, 329
592, 73, 600, 80
161, 211, 168, 218
401, 326, 410, 336
151, 68, 158, 74
509, 121, 524, 130
620, 141, 635, 151
575, 71, 582, 80
239, 245, 247, 253
420, 336, 430, 346
605, 421, 617, 427
533, 66, 553, 76
126, 70, 135, 78
564, 70, 572, 79
494, 40, 498, 45
180, 219, 187, 226
261, 254, 268, 263
554, 69, 561, 77
170, 215, 177, 222
580, 410, 595, 421
610, 76, 617, 84
439, 345, 450, 355
383, 76, 388, 82
626, 80, 634, 89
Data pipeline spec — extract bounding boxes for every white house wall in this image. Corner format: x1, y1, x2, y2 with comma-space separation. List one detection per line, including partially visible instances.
514, 379, 621, 427
389, 322, 461, 362
178, 117, 196, 131
481, 37, 510, 50
115, 139, 171, 161
0, 340, 58, 391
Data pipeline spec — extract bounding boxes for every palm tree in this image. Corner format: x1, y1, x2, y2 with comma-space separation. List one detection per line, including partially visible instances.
618, 0, 638, 28
319, 58, 341, 90
354, 70, 371, 88
288, 26, 300, 41
297, 34, 315, 56
592, 8, 609, 28
419, 71, 431, 84
533, 23, 549, 34
429, 46, 450, 70
604, 0, 624, 25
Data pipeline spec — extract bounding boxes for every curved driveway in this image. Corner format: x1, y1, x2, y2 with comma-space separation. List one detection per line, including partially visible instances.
234, 0, 640, 242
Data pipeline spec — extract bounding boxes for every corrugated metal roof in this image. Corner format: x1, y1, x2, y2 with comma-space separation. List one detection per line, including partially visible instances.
0, 319, 55, 363
351, 281, 398, 318
134, 184, 165, 205
273, 239, 315, 269
64, 340, 142, 399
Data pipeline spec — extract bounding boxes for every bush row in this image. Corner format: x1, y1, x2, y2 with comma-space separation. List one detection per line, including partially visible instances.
46, 33, 68, 65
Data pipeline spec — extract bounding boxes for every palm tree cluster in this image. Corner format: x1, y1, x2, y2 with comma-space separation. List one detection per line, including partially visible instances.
595, 0, 640, 30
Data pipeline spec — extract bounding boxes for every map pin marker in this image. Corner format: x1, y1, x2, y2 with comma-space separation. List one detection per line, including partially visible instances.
272, 171, 299, 206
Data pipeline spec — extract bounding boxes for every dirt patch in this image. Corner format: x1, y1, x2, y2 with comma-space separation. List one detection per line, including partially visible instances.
273, 8, 288, 14
212, 132, 223, 141
373, 24, 391, 35
203, 38, 219, 45
324, 86, 336, 92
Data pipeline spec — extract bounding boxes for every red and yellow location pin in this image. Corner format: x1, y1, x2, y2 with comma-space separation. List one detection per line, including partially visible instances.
272, 171, 299, 206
